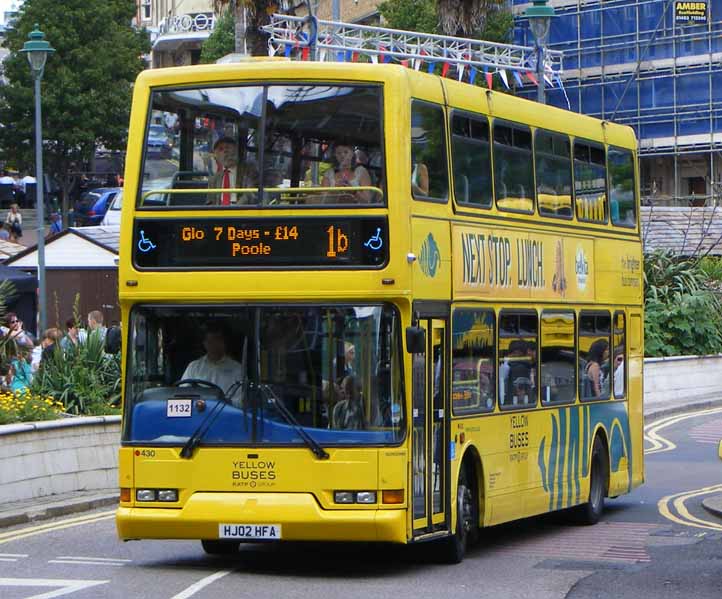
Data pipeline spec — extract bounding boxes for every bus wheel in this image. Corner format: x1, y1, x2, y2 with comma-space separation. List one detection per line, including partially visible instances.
201, 540, 240, 555
575, 436, 608, 525
440, 464, 477, 564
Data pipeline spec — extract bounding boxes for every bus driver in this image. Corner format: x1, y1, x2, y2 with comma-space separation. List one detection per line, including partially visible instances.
181, 324, 246, 405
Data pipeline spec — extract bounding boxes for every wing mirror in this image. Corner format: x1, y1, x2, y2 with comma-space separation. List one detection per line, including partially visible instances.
405, 326, 426, 354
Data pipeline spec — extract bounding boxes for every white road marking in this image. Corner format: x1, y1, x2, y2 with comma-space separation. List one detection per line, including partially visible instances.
56, 556, 132, 562
169, 570, 233, 599
49, 560, 127, 567
0, 553, 28, 557
0, 577, 108, 599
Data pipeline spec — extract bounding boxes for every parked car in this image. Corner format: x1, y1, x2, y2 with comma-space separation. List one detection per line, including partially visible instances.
100, 189, 123, 226
73, 187, 121, 226
146, 124, 172, 158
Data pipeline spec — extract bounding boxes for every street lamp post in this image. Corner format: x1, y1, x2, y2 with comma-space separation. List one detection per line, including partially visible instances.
524, 0, 556, 104
21, 25, 54, 334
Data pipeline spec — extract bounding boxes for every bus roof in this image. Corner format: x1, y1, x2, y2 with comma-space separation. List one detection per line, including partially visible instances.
135, 60, 636, 150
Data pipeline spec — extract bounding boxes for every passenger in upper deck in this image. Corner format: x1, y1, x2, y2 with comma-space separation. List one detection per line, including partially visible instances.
207, 137, 258, 206
321, 143, 373, 203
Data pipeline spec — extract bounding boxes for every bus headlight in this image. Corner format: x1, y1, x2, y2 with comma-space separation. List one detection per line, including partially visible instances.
334, 491, 355, 504
157, 489, 178, 502
355, 491, 377, 504
136, 489, 157, 502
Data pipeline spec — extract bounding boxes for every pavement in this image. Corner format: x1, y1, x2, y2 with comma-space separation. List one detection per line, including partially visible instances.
3, 391, 722, 530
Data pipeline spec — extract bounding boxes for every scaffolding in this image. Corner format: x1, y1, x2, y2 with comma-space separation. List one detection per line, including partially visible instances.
262, 13, 564, 81
514, 0, 722, 207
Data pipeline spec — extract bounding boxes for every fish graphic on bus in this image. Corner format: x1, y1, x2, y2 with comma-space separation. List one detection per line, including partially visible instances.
420, 232, 441, 278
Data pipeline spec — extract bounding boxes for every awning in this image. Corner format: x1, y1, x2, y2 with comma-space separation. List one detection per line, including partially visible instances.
152, 31, 210, 52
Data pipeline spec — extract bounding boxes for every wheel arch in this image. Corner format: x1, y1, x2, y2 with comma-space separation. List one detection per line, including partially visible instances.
589, 424, 611, 496
457, 443, 486, 528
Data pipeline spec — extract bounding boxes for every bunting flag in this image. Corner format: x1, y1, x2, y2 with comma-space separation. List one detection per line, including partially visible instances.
469, 67, 477, 85
499, 69, 510, 89
457, 63, 465, 81
427, 61, 435, 74
557, 73, 571, 110
319, 48, 327, 61
352, 51, 359, 62
268, 40, 277, 56
284, 43, 292, 58
400, 59, 409, 68
379, 45, 386, 63
370, 54, 378, 64
337, 50, 345, 62
513, 70, 524, 87
484, 68, 492, 89
526, 71, 538, 85
301, 46, 310, 61
346, 50, 353, 62
544, 70, 554, 86
441, 62, 450, 78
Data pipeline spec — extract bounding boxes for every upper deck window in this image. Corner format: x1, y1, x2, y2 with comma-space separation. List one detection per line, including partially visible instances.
574, 141, 607, 223
139, 84, 385, 209
608, 147, 636, 228
493, 122, 534, 214
451, 112, 492, 208
535, 130, 572, 219
411, 101, 449, 202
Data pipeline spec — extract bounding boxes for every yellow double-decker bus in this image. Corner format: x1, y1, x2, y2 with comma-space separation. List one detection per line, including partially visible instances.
116, 56, 643, 563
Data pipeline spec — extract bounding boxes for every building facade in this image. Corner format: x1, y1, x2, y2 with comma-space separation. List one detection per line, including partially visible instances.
135, 0, 215, 68
514, 0, 722, 207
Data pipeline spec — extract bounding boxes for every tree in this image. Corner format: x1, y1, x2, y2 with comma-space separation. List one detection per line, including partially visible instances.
0, 0, 149, 225
379, 0, 511, 44
209, 1, 285, 59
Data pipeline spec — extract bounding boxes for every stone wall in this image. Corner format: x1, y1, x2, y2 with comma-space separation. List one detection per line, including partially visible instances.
0, 416, 120, 504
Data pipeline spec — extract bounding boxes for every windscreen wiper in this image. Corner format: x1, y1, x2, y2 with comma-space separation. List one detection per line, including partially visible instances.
259, 383, 329, 460
179, 380, 243, 459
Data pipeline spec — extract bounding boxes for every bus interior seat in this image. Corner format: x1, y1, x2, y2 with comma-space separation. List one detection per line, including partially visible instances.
171, 171, 210, 206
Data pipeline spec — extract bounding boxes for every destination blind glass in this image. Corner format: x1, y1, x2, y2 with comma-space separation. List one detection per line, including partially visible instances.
133, 217, 388, 268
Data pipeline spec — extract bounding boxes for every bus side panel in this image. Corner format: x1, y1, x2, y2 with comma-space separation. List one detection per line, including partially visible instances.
628, 311, 645, 490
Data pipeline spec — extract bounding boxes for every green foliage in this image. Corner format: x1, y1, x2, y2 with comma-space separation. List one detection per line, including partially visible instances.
200, 8, 235, 64
30, 331, 120, 415
0, 0, 150, 174
698, 256, 722, 286
379, 0, 511, 42
378, 0, 438, 33
643, 250, 722, 357
0, 279, 17, 362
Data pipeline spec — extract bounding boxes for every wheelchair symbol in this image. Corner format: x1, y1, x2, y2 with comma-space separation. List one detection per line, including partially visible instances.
363, 228, 383, 251
137, 230, 157, 253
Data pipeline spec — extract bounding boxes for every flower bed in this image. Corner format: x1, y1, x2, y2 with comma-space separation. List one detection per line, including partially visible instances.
0, 389, 65, 425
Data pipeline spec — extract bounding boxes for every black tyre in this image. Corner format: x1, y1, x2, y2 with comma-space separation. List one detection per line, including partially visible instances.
575, 436, 608, 525
201, 539, 240, 555
439, 464, 478, 564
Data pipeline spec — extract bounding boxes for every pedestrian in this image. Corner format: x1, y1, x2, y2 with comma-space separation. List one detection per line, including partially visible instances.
1, 312, 35, 350
60, 317, 86, 351
10, 351, 33, 393
5, 203, 22, 241
49, 212, 63, 236
0, 222, 10, 241
87, 310, 107, 341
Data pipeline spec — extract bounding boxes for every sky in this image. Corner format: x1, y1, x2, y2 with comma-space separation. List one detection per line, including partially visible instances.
0, 1, 22, 26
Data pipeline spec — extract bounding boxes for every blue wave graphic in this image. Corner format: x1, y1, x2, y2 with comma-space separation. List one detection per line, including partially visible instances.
419, 233, 441, 278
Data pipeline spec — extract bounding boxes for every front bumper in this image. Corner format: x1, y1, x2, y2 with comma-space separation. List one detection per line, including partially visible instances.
116, 492, 407, 544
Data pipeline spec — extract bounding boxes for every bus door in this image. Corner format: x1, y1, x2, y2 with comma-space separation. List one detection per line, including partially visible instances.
412, 318, 449, 536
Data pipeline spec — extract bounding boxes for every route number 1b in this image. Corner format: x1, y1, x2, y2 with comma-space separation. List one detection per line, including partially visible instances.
326, 225, 349, 258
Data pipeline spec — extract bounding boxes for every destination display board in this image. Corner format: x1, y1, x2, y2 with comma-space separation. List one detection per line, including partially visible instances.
133, 217, 388, 269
